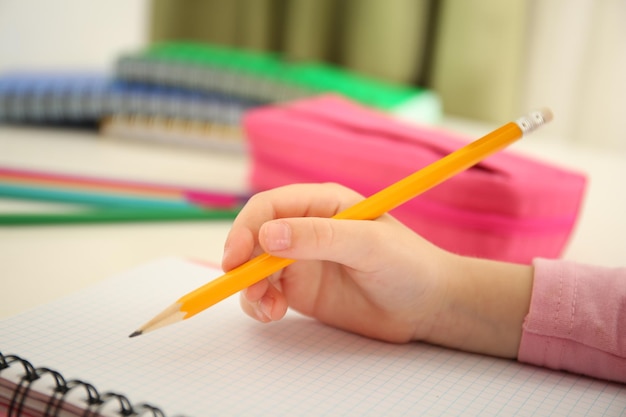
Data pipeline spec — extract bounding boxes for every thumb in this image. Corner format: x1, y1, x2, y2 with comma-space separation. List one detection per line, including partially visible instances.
258, 217, 382, 268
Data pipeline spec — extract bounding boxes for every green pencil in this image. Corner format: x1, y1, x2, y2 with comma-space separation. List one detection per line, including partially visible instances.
0, 207, 240, 226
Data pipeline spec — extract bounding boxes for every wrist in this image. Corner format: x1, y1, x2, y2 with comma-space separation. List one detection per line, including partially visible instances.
419, 254, 534, 358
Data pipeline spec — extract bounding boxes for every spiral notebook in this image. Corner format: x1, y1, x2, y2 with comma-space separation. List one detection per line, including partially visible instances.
114, 42, 442, 124
100, 115, 245, 153
0, 72, 257, 125
1, 258, 624, 417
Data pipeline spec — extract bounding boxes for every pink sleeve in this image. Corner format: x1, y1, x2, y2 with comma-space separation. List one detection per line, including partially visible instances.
518, 258, 626, 383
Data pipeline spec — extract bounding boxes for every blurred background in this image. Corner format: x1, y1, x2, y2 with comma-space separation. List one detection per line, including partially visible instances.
0, 0, 624, 149
2, 0, 626, 318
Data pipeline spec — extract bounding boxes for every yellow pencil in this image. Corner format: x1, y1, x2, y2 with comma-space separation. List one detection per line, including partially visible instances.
130, 109, 553, 337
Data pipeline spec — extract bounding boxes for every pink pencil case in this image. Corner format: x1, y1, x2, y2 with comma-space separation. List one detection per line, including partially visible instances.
243, 95, 587, 263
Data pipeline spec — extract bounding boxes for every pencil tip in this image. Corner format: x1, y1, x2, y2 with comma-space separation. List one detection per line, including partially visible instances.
129, 303, 186, 338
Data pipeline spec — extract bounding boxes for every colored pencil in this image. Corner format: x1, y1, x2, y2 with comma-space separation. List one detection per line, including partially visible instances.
0, 167, 247, 208
0, 183, 198, 210
0, 207, 240, 226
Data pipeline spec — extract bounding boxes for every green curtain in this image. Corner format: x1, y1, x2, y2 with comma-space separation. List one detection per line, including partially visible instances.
150, 0, 434, 86
150, 0, 528, 123
430, 0, 528, 123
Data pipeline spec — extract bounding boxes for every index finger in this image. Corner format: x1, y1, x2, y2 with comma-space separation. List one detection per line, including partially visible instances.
222, 183, 363, 270
234, 183, 364, 234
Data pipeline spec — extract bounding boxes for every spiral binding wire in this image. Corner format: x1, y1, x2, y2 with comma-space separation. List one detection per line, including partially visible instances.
100, 115, 245, 153
0, 351, 185, 417
0, 74, 257, 126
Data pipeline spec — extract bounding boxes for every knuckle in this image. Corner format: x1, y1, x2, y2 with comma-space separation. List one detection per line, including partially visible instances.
309, 218, 336, 249
246, 191, 268, 205
323, 182, 353, 196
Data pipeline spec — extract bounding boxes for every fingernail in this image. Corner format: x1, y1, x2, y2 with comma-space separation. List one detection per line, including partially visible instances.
221, 239, 232, 265
254, 305, 267, 322
260, 297, 274, 321
264, 221, 291, 252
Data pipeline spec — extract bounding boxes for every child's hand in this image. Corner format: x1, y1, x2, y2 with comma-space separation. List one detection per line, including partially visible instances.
222, 183, 449, 343
222, 183, 533, 357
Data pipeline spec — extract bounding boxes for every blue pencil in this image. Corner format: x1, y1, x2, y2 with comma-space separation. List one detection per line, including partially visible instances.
0, 183, 199, 210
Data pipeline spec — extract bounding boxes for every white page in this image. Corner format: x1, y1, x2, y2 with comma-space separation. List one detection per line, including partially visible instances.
1, 258, 624, 416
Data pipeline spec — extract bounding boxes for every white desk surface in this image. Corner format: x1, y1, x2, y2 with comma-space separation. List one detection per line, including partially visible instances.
1, 122, 625, 319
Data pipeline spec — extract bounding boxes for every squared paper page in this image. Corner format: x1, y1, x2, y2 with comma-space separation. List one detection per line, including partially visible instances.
1, 258, 624, 417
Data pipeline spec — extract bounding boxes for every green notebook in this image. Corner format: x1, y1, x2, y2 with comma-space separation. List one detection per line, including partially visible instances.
115, 42, 442, 123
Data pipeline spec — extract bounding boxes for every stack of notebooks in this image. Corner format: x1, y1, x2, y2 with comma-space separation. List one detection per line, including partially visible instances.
0, 72, 255, 152
0, 42, 441, 152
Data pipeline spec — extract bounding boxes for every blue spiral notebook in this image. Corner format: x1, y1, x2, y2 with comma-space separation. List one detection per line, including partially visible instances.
0, 72, 259, 125
1, 258, 624, 416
